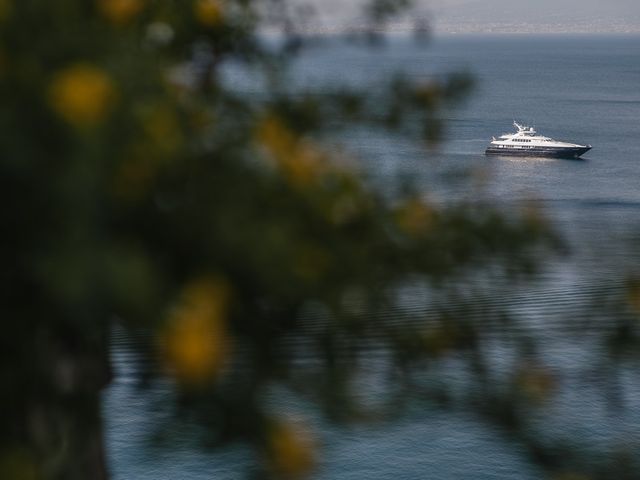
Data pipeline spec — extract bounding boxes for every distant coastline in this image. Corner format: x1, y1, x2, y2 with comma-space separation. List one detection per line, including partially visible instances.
273, 20, 640, 36
432, 21, 640, 35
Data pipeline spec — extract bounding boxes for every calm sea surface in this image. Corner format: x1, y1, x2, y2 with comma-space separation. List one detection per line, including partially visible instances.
104, 35, 640, 479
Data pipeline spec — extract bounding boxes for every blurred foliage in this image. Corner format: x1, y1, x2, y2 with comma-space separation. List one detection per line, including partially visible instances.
1, 1, 639, 480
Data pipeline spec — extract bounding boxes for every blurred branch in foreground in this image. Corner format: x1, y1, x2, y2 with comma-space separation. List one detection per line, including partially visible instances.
2, 2, 639, 480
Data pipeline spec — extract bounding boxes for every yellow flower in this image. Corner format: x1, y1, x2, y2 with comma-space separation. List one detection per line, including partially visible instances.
161, 278, 231, 385
49, 64, 116, 128
194, 0, 224, 27
516, 366, 556, 403
414, 82, 442, 109
0, 448, 38, 480
628, 278, 640, 314
256, 115, 330, 187
286, 145, 328, 186
97, 0, 146, 25
257, 115, 296, 162
268, 421, 317, 478
395, 198, 436, 237
0, 0, 11, 23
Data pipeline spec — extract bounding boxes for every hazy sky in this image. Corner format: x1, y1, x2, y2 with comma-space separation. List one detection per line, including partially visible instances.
297, 0, 640, 33
426, 0, 640, 21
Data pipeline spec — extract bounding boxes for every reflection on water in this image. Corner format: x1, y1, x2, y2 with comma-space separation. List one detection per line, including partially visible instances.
491, 156, 560, 164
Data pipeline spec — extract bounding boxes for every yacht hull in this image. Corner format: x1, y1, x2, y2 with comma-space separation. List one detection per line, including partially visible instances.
485, 146, 591, 159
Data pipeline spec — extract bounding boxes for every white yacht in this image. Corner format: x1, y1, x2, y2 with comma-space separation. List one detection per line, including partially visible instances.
485, 122, 591, 159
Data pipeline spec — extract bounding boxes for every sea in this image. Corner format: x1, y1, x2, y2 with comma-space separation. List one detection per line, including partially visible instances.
104, 35, 640, 479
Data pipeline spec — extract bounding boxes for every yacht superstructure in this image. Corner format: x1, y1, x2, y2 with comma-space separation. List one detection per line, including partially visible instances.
485, 122, 591, 159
